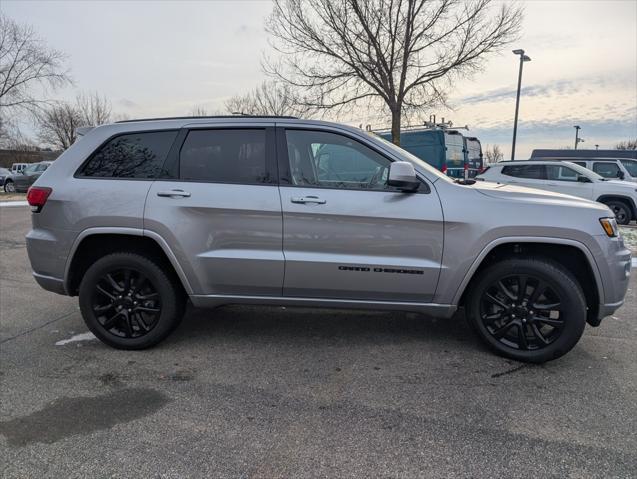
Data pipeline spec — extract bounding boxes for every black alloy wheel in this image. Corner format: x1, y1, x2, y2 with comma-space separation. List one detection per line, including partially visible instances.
479, 274, 564, 351
91, 268, 161, 338
79, 252, 185, 350
467, 257, 587, 363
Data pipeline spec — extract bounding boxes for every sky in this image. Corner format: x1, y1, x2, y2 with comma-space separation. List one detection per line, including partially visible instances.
2, 0, 636, 159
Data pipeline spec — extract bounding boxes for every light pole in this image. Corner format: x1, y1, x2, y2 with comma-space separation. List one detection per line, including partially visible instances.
511, 49, 531, 160
574, 125, 584, 150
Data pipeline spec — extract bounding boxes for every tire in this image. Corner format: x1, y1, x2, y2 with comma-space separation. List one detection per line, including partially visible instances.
79, 252, 185, 350
603, 199, 631, 225
466, 257, 587, 363
4, 180, 15, 193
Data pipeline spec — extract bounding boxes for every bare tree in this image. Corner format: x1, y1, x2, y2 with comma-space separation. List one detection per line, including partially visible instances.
35, 102, 80, 149
76, 91, 111, 126
615, 139, 637, 150
484, 143, 503, 164
0, 13, 71, 114
266, 0, 522, 144
225, 81, 302, 116
189, 105, 209, 116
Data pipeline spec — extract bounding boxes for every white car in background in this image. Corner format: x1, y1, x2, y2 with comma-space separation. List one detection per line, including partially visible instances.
477, 160, 637, 225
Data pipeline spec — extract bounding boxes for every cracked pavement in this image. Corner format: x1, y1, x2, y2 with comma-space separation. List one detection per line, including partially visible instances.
1, 206, 636, 478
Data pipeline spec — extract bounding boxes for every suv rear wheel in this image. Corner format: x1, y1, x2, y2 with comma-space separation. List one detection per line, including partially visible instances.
79, 252, 185, 349
466, 257, 586, 363
602, 199, 631, 225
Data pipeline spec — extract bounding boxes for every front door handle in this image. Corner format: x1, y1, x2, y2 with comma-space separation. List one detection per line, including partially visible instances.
291, 195, 326, 204
157, 189, 191, 198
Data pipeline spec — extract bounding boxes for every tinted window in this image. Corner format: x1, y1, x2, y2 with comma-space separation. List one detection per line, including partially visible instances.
501, 164, 545, 179
82, 131, 177, 178
180, 129, 267, 184
620, 159, 637, 176
286, 129, 395, 190
593, 162, 621, 178
546, 165, 579, 182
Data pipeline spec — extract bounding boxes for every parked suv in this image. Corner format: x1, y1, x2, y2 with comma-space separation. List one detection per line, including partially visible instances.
26, 117, 631, 363
532, 157, 637, 183
477, 160, 637, 225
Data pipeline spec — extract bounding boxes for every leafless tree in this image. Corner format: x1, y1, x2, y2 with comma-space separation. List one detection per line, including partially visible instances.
266, 0, 522, 144
0, 13, 71, 114
76, 91, 111, 126
225, 81, 301, 116
484, 143, 503, 164
615, 139, 637, 150
35, 102, 80, 149
189, 105, 209, 116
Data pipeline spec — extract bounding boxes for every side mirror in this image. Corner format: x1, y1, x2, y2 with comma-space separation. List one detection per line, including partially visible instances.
617, 171, 625, 180
387, 161, 420, 192
577, 175, 591, 183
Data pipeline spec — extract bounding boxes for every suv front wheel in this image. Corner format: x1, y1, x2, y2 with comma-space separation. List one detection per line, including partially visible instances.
79, 252, 185, 349
602, 199, 631, 225
466, 257, 587, 363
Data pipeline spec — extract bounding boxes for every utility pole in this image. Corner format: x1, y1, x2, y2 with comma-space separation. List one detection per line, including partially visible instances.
574, 125, 584, 150
511, 49, 531, 160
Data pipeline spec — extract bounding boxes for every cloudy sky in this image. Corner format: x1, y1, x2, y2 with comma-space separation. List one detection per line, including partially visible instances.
3, 0, 636, 158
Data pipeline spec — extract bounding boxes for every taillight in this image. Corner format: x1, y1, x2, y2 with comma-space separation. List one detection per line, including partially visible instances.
27, 186, 52, 212
441, 164, 447, 174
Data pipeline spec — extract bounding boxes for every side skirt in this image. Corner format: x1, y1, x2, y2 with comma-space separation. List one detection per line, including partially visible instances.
189, 294, 457, 318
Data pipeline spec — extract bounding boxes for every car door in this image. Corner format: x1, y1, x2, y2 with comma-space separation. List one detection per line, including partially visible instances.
144, 125, 284, 297
592, 161, 622, 180
544, 164, 594, 199
277, 126, 444, 302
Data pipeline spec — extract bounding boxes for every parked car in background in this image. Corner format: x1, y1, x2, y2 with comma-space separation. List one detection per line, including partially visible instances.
532, 157, 637, 183
25, 116, 631, 363
11, 163, 28, 174
0, 167, 11, 189
477, 160, 637, 224
4, 161, 52, 193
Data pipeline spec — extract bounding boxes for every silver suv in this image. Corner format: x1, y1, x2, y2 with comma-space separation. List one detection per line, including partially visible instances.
25, 116, 631, 362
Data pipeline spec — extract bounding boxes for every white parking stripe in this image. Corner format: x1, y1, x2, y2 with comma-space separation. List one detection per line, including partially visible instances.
632, 258, 637, 268
0, 201, 29, 207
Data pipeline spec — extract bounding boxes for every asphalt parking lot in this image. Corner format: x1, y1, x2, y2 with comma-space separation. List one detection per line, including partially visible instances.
1, 206, 636, 478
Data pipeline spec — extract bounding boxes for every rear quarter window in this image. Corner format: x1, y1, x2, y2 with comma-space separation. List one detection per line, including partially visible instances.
501, 164, 545, 179
79, 130, 178, 178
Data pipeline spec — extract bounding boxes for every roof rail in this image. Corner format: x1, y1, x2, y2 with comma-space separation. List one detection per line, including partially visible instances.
115, 115, 299, 123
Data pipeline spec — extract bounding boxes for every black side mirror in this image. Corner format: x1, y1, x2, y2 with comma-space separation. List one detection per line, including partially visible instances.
617, 171, 625, 180
577, 175, 591, 183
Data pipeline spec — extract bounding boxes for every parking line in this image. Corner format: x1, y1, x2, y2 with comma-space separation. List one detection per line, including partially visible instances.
0, 201, 29, 207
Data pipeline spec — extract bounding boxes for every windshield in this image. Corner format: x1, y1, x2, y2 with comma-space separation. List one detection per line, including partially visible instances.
372, 134, 453, 183
23, 164, 39, 174
621, 159, 637, 176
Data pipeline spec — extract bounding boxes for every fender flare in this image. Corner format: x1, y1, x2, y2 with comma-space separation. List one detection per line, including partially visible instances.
451, 236, 605, 306
64, 227, 193, 294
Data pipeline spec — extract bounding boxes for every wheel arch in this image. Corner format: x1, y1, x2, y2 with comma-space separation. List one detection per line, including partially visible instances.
596, 195, 636, 220
454, 237, 604, 326
64, 228, 193, 296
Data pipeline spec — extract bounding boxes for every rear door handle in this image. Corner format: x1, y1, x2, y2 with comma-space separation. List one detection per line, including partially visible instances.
291, 195, 326, 204
157, 189, 191, 198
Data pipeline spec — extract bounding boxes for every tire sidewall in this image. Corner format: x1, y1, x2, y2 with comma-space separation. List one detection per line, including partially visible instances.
4, 181, 15, 193
79, 253, 182, 349
606, 201, 630, 225
467, 259, 587, 363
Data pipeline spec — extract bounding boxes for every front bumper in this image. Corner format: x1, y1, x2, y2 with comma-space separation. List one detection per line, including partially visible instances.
591, 234, 632, 324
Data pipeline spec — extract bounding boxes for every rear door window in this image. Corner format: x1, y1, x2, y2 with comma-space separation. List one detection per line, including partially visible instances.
501, 164, 545, 179
80, 131, 178, 178
179, 129, 268, 184
592, 162, 621, 179
546, 165, 580, 182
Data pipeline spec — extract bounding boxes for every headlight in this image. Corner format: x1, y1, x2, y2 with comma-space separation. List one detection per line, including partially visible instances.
599, 217, 619, 237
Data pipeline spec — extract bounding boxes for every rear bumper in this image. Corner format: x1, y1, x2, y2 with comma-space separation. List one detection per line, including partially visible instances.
33, 272, 67, 295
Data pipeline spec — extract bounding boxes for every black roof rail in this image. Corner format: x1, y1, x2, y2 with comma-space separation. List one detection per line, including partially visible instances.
115, 115, 299, 123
